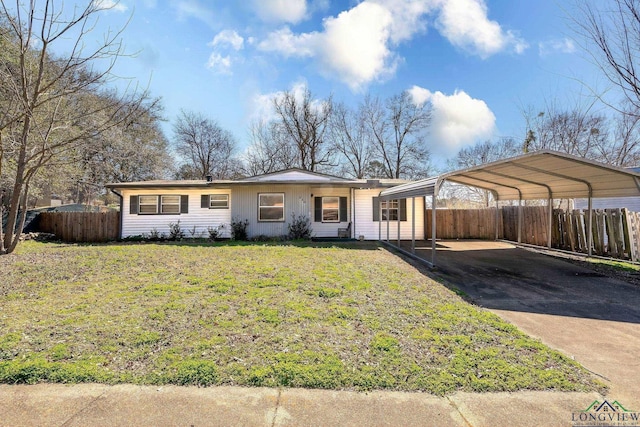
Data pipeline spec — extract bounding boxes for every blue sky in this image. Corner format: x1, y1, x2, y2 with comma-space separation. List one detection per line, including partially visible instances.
83, 0, 606, 167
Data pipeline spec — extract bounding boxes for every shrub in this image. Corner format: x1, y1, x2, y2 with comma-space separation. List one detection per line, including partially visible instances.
145, 228, 165, 241
207, 224, 226, 241
230, 218, 249, 241
288, 214, 313, 240
168, 221, 185, 240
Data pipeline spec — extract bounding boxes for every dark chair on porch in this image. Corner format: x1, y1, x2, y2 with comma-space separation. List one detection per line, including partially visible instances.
338, 222, 351, 238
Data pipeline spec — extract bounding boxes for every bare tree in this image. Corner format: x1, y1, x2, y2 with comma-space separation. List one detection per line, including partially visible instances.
173, 110, 237, 179
576, 0, 640, 113
523, 102, 608, 159
241, 120, 297, 176
330, 101, 373, 179
272, 87, 334, 172
364, 92, 432, 179
0, 0, 148, 255
446, 138, 521, 206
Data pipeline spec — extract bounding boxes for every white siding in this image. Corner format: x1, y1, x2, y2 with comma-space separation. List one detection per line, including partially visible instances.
120, 188, 232, 238
353, 189, 424, 240
231, 185, 312, 238
575, 197, 640, 212
310, 187, 351, 237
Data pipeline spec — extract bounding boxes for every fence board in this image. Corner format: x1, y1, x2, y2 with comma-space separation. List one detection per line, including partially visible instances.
38, 211, 119, 243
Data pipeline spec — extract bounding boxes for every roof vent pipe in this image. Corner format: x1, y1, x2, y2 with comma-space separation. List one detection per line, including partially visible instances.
205, 175, 213, 182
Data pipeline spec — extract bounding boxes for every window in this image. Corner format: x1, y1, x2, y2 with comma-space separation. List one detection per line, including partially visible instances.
139, 195, 158, 214
209, 194, 229, 209
258, 193, 284, 221
322, 197, 340, 222
161, 195, 181, 214
130, 195, 188, 215
381, 199, 399, 221
372, 197, 406, 222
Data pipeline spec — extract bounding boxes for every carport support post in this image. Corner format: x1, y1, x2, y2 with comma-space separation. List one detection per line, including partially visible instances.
431, 193, 437, 266
495, 198, 499, 241
411, 197, 416, 254
547, 197, 553, 248
518, 197, 522, 244
397, 199, 401, 247
386, 202, 390, 243
588, 195, 593, 256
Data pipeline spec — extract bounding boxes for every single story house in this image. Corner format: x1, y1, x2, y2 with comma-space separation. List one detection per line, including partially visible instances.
105, 169, 425, 240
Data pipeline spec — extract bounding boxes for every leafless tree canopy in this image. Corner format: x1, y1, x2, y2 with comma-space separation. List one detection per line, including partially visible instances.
0, 0, 155, 254
577, 0, 640, 112
173, 110, 237, 179
364, 92, 432, 179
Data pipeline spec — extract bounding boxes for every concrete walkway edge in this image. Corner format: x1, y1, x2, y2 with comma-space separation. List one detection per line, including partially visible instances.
0, 384, 604, 427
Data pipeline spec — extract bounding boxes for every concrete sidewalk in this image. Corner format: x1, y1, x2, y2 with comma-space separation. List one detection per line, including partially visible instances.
0, 384, 603, 427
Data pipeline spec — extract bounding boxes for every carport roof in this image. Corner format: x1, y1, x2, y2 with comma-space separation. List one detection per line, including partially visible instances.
380, 150, 640, 201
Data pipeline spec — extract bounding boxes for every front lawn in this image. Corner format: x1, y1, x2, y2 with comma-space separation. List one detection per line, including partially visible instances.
0, 241, 603, 395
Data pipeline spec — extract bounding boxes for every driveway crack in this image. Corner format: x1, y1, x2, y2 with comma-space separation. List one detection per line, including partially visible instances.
270, 388, 282, 427
60, 386, 110, 427
446, 396, 474, 427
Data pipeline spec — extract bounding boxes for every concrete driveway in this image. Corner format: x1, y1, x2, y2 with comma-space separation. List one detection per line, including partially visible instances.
422, 240, 640, 407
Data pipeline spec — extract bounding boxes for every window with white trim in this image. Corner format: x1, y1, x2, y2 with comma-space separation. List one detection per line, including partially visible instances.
139, 195, 159, 214
258, 193, 284, 221
210, 194, 229, 209
381, 199, 399, 221
161, 195, 181, 214
322, 197, 340, 222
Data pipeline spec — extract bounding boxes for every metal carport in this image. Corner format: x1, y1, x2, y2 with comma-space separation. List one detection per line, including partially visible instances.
378, 150, 640, 267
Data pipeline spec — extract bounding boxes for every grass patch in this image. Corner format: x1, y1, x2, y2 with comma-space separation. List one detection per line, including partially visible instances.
0, 241, 604, 395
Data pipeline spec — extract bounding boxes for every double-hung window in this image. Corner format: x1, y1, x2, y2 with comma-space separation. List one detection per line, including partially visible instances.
322, 197, 340, 222
258, 193, 284, 221
161, 195, 181, 214
381, 199, 399, 221
130, 195, 188, 215
209, 194, 229, 209
138, 195, 159, 214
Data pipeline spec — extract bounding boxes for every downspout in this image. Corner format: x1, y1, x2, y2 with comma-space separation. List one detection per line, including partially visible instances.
351, 187, 355, 239
109, 188, 124, 240
588, 188, 593, 256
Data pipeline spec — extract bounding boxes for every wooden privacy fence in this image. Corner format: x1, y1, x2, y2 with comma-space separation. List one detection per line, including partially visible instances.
426, 206, 640, 261
38, 211, 119, 243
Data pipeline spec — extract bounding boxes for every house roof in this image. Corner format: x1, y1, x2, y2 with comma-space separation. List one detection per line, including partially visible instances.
379, 150, 640, 201
105, 169, 407, 190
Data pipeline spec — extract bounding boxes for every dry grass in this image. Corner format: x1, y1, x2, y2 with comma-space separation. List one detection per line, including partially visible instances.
0, 241, 604, 395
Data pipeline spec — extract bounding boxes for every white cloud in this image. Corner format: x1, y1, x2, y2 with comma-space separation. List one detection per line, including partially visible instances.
539, 38, 576, 56
206, 30, 244, 74
210, 30, 244, 51
174, 1, 216, 27
258, 2, 397, 91
206, 53, 233, 75
256, 0, 527, 90
253, 0, 308, 24
93, 0, 127, 12
409, 86, 496, 156
257, 27, 317, 57
435, 0, 527, 58
250, 81, 328, 122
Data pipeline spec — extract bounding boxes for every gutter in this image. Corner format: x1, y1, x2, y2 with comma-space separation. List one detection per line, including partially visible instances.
109, 188, 124, 240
